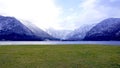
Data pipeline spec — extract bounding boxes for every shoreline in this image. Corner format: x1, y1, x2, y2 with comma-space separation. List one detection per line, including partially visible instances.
0, 41, 120, 45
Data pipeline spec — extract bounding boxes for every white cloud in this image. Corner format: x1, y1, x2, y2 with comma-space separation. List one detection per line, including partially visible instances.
75, 0, 109, 25
59, 0, 120, 30
0, 0, 120, 30
0, 0, 62, 29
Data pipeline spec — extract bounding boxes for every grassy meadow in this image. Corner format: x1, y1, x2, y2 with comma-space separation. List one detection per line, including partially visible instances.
0, 44, 120, 68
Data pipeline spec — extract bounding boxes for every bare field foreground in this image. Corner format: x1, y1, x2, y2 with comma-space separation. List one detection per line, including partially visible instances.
0, 44, 120, 68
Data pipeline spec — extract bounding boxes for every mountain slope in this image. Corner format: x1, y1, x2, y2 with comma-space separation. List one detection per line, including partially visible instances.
84, 18, 120, 41
66, 24, 95, 41
0, 16, 56, 41
21, 20, 58, 40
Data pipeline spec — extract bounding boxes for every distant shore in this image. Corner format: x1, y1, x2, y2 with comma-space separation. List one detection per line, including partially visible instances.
0, 41, 120, 45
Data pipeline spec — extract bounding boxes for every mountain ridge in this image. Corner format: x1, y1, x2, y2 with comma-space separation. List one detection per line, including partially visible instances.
0, 15, 120, 41
84, 18, 120, 40
0, 15, 57, 41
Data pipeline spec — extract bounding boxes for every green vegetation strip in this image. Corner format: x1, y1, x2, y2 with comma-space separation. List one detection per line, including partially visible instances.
0, 45, 120, 68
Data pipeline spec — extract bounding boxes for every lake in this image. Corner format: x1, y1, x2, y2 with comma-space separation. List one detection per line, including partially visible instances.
0, 41, 120, 45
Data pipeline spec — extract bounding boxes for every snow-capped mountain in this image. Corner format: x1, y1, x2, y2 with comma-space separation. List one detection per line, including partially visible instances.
20, 20, 58, 40
0, 15, 57, 41
2, 15, 120, 41
66, 24, 96, 41
45, 28, 72, 40
84, 18, 120, 41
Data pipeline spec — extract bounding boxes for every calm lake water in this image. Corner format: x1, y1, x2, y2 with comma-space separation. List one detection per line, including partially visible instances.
0, 41, 120, 45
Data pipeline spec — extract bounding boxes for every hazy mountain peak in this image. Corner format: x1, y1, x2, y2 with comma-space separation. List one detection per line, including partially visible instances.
66, 24, 96, 41
45, 28, 72, 40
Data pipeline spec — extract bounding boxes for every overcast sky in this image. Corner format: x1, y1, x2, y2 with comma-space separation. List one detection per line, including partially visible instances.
0, 0, 120, 30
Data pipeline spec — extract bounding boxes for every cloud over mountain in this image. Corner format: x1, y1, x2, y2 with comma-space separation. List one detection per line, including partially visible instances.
0, 0, 120, 30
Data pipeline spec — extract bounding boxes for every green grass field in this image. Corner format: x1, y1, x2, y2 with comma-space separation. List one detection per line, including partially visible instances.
0, 45, 120, 68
